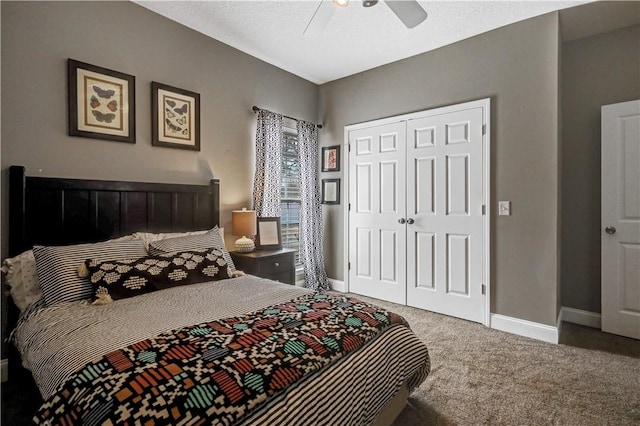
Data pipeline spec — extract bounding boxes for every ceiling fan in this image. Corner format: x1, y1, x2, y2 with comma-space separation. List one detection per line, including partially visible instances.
304, 0, 428, 36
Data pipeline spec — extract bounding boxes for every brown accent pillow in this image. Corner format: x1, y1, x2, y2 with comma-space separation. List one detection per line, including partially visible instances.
84, 248, 230, 303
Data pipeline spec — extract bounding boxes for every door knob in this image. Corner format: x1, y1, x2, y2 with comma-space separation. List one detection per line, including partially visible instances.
605, 226, 616, 235
407, 218, 415, 225
398, 218, 406, 224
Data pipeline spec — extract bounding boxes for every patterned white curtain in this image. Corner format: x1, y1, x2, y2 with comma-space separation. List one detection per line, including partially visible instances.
253, 110, 283, 217
297, 120, 329, 291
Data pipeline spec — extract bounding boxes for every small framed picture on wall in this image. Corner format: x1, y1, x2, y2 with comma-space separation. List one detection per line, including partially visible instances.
151, 81, 200, 151
321, 145, 340, 172
322, 178, 340, 204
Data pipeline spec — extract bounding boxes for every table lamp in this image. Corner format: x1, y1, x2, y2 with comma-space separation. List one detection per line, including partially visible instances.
232, 208, 257, 252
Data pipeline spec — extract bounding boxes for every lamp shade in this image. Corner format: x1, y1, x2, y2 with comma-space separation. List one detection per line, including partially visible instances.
232, 209, 257, 236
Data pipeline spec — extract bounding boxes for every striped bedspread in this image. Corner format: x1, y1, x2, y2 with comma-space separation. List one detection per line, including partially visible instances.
14, 276, 430, 425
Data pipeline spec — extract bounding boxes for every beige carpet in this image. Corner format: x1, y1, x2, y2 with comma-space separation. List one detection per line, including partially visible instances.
352, 296, 640, 426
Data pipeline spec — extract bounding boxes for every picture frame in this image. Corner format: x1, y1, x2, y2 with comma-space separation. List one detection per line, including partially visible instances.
322, 145, 340, 172
68, 59, 135, 143
322, 178, 340, 204
151, 81, 200, 151
256, 217, 282, 249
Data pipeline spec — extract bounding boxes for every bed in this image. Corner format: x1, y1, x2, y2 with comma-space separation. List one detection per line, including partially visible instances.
4, 165, 430, 425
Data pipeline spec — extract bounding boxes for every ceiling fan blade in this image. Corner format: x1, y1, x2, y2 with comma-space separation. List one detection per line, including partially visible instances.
384, 0, 428, 29
304, 0, 336, 37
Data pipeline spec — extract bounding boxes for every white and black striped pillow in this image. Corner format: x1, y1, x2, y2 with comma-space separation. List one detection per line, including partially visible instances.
33, 239, 147, 306
148, 227, 236, 273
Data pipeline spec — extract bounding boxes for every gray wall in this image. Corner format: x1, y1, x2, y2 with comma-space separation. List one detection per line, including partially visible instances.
560, 24, 640, 313
1, 1, 317, 355
1, 0, 317, 258
2, 1, 635, 341
318, 12, 561, 326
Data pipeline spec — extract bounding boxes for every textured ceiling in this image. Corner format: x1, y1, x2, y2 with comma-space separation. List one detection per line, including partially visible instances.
136, 0, 591, 84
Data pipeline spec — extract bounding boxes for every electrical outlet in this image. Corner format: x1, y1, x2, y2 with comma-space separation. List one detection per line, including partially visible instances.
498, 201, 511, 216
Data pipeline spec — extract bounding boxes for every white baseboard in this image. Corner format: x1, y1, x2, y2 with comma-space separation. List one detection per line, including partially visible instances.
490, 314, 559, 344
1, 358, 7, 383
328, 278, 346, 293
560, 306, 601, 329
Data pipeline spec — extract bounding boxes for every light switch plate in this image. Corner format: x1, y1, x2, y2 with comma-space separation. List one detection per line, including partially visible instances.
498, 201, 511, 216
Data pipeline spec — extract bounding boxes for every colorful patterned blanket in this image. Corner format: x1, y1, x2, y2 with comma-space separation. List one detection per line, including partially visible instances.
34, 293, 408, 425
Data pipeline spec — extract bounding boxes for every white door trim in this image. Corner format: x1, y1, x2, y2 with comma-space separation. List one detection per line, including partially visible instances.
342, 98, 491, 326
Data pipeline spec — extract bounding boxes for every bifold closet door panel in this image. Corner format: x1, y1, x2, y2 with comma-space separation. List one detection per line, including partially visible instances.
348, 121, 407, 305
406, 106, 484, 323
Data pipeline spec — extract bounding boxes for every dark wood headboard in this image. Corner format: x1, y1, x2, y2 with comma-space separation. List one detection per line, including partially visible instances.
8, 165, 220, 256
5, 165, 220, 381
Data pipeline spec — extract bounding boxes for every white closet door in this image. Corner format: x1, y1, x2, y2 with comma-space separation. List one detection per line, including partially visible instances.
348, 121, 407, 304
406, 106, 485, 323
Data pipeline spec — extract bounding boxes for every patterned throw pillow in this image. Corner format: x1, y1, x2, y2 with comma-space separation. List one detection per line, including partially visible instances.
83, 248, 230, 304
147, 227, 236, 273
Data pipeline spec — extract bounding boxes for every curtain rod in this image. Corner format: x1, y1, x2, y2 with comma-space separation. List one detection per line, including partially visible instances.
252, 106, 322, 129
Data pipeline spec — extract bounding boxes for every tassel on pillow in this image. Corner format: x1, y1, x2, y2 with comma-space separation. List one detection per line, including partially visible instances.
91, 287, 113, 305
77, 262, 90, 278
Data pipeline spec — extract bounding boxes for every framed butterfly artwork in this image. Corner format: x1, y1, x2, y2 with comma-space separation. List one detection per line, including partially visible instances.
151, 82, 200, 151
68, 59, 135, 143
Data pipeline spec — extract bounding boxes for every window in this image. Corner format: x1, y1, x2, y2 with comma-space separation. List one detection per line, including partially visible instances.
281, 130, 303, 268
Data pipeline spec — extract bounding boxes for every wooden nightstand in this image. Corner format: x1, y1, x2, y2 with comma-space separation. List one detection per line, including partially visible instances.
230, 249, 295, 285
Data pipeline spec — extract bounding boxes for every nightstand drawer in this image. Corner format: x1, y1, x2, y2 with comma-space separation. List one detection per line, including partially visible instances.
269, 270, 294, 284
230, 249, 296, 285
257, 253, 293, 276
